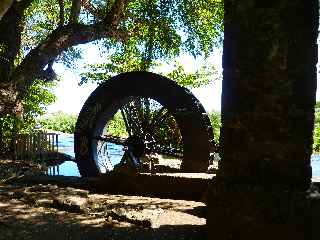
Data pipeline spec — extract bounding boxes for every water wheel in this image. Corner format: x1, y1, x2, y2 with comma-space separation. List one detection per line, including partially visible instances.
74, 71, 215, 177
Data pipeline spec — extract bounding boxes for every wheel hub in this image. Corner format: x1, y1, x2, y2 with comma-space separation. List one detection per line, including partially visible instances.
125, 135, 145, 157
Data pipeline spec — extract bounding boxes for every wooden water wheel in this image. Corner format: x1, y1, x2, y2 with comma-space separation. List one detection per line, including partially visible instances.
74, 71, 215, 177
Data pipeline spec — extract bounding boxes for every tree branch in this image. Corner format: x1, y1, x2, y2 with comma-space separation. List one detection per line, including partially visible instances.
0, 0, 14, 20
12, 22, 130, 94
81, 0, 102, 19
69, 0, 81, 23
12, 0, 132, 99
36, 60, 57, 82
58, 0, 65, 26
105, 0, 130, 27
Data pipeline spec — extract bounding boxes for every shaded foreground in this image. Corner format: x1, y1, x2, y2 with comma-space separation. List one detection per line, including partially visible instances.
0, 159, 207, 240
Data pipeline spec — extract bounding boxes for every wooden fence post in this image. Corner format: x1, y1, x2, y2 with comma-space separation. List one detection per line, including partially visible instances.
13, 131, 59, 162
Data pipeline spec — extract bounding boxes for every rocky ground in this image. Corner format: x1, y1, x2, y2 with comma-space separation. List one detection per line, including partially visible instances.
0, 158, 208, 240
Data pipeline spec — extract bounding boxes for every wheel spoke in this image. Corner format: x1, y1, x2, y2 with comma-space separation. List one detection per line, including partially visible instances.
94, 135, 126, 145
147, 144, 183, 158
124, 105, 137, 133
120, 107, 132, 137
148, 107, 170, 134
97, 141, 114, 171
123, 100, 142, 136
131, 98, 145, 134
142, 98, 151, 127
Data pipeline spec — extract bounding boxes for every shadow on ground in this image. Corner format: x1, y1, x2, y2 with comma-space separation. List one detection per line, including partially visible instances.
0, 183, 207, 240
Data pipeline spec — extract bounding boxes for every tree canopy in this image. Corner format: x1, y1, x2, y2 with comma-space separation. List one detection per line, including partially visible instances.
0, 0, 223, 116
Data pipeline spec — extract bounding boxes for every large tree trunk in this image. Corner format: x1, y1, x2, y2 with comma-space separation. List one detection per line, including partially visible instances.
207, 0, 318, 239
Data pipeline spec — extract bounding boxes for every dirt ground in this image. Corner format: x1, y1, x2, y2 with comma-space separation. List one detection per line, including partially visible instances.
0, 159, 207, 240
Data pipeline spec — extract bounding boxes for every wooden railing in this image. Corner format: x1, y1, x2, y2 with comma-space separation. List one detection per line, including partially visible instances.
13, 131, 59, 161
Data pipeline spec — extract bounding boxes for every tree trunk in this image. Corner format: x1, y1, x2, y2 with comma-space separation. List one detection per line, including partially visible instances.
207, 0, 319, 239
0, 0, 32, 118
0, 83, 21, 116
0, 1, 27, 83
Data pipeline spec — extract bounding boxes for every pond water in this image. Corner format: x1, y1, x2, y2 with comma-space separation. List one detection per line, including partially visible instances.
47, 133, 124, 177
46, 133, 78, 177
312, 154, 320, 177
48, 133, 320, 178
47, 160, 80, 177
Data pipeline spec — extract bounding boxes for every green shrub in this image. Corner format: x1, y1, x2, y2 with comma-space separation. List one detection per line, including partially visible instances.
313, 108, 320, 152
106, 112, 128, 138
38, 112, 77, 134
0, 80, 56, 154
209, 111, 221, 143
313, 123, 320, 152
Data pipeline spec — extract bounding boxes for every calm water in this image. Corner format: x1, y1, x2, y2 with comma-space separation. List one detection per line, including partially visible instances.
48, 133, 320, 178
47, 133, 78, 177
312, 154, 320, 177
47, 133, 124, 177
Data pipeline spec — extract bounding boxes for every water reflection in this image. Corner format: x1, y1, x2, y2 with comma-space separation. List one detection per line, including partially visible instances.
312, 154, 320, 177
46, 161, 80, 177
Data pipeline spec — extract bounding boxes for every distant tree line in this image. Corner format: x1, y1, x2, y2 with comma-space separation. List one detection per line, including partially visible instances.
38, 112, 77, 134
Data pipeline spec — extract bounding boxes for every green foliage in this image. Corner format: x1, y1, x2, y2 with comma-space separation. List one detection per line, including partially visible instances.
22, 0, 223, 74
106, 112, 128, 138
22, 0, 82, 66
164, 61, 221, 88
315, 102, 320, 110
0, 80, 56, 154
175, 0, 224, 55
0, 80, 56, 134
313, 104, 320, 152
38, 112, 77, 134
209, 111, 221, 143
81, 57, 220, 89
23, 0, 70, 46
313, 124, 320, 152
80, 0, 223, 87
23, 80, 57, 129
0, 114, 23, 153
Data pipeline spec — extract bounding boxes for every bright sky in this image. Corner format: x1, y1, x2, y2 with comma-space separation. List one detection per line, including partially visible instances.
47, 45, 223, 115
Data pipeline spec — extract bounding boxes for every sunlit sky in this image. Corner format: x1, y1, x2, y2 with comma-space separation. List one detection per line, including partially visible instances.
47, 44, 320, 115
